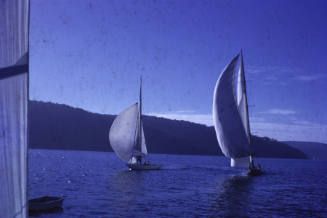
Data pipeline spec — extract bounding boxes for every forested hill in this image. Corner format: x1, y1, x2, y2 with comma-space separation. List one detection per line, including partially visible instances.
29, 100, 307, 159
283, 141, 327, 160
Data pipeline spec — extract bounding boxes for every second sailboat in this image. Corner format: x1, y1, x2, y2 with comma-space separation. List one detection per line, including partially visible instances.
109, 77, 162, 170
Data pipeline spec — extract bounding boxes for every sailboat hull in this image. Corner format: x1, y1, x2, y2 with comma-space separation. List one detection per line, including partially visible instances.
231, 156, 250, 168
247, 168, 264, 176
127, 163, 162, 171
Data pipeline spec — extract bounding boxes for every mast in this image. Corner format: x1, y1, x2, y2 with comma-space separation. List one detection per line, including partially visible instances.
240, 50, 252, 151
139, 76, 142, 153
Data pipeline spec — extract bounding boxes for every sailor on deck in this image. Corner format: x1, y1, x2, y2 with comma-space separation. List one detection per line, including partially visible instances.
136, 155, 142, 164
249, 158, 256, 171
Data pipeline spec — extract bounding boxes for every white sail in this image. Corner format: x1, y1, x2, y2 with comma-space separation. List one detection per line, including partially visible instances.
237, 52, 250, 141
141, 124, 148, 155
109, 77, 149, 164
233, 52, 252, 168
213, 54, 250, 163
0, 0, 29, 217
138, 76, 148, 156
109, 103, 139, 163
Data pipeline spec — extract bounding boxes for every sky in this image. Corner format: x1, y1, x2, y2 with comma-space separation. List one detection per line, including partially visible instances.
30, 0, 327, 143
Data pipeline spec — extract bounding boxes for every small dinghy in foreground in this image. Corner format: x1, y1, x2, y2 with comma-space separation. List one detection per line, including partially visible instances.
29, 196, 64, 212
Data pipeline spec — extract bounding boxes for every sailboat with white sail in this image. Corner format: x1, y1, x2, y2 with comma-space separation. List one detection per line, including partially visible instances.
109, 77, 161, 170
213, 51, 262, 175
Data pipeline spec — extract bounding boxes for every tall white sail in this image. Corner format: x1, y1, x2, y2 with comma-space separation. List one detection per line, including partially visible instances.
237, 52, 251, 142
109, 103, 139, 162
213, 54, 250, 167
233, 52, 252, 168
0, 0, 29, 217
138, 76, 148, 156
141, 124, 148, 155
109, 102, 148, 163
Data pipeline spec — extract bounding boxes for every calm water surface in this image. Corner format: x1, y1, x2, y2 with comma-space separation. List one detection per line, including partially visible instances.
29, 149, 327, 217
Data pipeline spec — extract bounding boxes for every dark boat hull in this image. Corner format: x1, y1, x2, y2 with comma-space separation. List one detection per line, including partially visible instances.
29, 196, 64, 212
127, 163, 162, 170
247, 169, 264, 176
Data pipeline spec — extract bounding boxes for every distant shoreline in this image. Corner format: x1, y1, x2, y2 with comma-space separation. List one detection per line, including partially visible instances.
29, 100, 312, 160
29, 147, 311, 160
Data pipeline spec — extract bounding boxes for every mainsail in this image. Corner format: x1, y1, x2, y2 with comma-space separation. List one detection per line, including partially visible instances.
109, 103, 140, 162
213, 53, 251, 168
109, 78, 148, 163
0, 0, 29, 217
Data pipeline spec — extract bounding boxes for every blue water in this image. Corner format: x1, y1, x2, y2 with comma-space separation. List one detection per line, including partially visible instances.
29, 149, 327, 217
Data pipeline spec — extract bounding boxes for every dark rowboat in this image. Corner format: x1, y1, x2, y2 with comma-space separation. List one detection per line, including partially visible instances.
29, 196, 64, 212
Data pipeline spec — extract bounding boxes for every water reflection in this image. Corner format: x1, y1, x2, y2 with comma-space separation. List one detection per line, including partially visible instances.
210, 174, 253, 217
29, 207, 63, 217
107, 170, 148, 216
111, 170, 145, 191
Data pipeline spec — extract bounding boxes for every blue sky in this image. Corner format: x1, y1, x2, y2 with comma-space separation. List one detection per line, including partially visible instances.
30, 0, 327, 143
